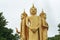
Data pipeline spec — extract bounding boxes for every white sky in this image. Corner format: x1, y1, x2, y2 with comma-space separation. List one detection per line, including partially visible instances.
0, 0, 60, 37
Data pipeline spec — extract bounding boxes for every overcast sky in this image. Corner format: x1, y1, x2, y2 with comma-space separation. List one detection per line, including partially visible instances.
0, 0, 60, 37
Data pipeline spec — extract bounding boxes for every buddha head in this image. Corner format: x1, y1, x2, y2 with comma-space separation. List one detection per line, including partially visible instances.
30, 4, 37, 15
21, 10, 27, 20
40, 10, 46, 19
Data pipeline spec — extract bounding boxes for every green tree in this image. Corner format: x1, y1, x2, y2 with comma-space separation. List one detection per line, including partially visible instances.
58, 23, 60, 35
48, 23, 60, 40
0, 12, 19, 40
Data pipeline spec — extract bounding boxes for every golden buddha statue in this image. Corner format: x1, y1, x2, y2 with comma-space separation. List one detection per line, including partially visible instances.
26, 4, 41, 40
40, 9, 48, 40
16, 10, 28, 40
16, 4, 48, 40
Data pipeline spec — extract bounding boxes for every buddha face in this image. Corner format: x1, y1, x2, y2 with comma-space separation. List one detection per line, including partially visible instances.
21, 14, 27, 20
21, 15, 24, 20
30, 7, 37, 15
43, 14, 46, 19
41, 14, 46, 19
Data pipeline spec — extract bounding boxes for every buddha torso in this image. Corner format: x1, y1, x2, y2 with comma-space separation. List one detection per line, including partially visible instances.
28, 15, 39, 29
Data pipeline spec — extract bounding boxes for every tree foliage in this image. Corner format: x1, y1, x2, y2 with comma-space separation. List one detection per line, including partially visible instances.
58, 23, 60, 28
48, 35, 60, 40
0, 12, 19, 40
48, 23, 60, 40
58, 23, 60, 35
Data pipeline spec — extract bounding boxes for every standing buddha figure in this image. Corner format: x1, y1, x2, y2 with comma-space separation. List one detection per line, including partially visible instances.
40, 10, 48, 40
26, 4, 41, 40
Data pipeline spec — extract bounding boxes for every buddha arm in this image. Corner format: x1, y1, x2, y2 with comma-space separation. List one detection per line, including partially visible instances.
26, 17, 29, 27
34, 17, 41, 30
42, 18, 48, 28
35, 17, 41, 30
16, 28, 20, 34
26, 17, 32, 29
